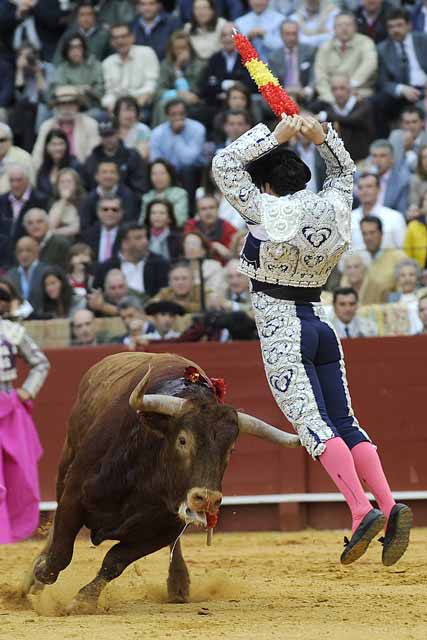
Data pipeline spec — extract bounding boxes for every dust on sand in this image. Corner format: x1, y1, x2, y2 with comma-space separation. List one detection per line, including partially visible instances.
0, 529, 426, 640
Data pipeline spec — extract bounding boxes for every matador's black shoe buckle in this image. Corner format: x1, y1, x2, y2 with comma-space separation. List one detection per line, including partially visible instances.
340, 508, 386, 565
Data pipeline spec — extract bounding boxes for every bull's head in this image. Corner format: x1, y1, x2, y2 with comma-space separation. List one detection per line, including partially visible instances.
129, 371, 300, 528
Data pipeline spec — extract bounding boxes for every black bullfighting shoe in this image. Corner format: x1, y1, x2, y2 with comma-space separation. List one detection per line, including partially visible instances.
379, 503, 413, 567
340, 508, 386, 565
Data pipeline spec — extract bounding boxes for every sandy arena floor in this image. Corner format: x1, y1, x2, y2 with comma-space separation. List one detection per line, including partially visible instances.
0, 528, 426, 640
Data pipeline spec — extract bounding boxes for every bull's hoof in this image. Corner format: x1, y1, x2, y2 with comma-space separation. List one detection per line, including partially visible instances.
167, 578, 190, 603
34, 558, 58, 585
66, 595, 98, 615
168, 592, 189, 604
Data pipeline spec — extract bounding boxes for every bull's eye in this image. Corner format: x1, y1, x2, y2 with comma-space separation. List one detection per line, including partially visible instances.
178, 436, 187, 446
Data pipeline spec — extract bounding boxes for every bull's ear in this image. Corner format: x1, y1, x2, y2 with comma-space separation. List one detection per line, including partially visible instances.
129, 368, 152, 412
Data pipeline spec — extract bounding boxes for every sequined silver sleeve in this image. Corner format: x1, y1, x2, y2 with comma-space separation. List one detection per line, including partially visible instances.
18, 331, 50, 398
212, 123, 278, 225
317, 124, 356, 209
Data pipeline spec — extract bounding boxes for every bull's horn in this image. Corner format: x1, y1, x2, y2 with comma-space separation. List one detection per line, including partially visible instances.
130, 390, 187, 417
237, 412, 300, 448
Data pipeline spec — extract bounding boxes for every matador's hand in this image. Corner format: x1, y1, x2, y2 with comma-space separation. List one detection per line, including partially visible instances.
273, 114, 302, 145
300, 116, 327, 145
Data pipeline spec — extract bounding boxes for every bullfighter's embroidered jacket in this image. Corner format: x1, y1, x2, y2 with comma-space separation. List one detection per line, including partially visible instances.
212, 123, 356, 288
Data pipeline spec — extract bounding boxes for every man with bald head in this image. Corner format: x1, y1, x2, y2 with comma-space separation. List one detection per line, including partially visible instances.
0, 164, 48, 249
7, 237, 49, 315
71, 308, 120, 345
23, 208, 70, 270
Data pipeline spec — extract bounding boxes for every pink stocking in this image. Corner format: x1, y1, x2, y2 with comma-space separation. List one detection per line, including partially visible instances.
320, 437, 372, 532
351, 441, 395, 520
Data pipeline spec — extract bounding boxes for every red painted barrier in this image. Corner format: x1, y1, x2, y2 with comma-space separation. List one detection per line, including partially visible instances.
18, 336, 427, 530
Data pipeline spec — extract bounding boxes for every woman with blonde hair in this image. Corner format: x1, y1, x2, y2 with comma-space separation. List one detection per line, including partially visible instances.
48, 167, 84, 238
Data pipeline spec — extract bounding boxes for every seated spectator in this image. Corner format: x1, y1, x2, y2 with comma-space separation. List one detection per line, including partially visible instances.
71, 308, 119, 346
389, 106, 427, 173
184, 0, 226, 61
32, 86, 100, 171
87, 268, 130, 318
48, 168, 83, 238
340, 254, 368, 297
235, 0, 283, 60
411, 0, 427, 34
94, 0, 136, 30
101, 22, 160, 112
212, 81, 257, 141
93, 223, 170, 299
150, 99, 206, 202
144, 299, 185, 340
118, 296, 153, 348
358, 216, 407, 304
314, 73, 374, 162
40, 266, 85, 319
182, 231, 226, 293
79, 160, 140, 230
53, 0, 111, 65
154, 260, 207, 313
195, 167, 246, 230
206, 257, 251, 313
23, 208, 70, 271
354, 0, 392, 44
36, 128, 82, 202
375, 9, 427, 137
389, 258, 424, 302
67, 242, 95, 295
184, 195, 237, 262
0, 275, 33, 320
0, 164, 48, 253
0, 124, 34, 195
268, 19, 316, 108
417, 294, 427, 334
139, 160, 189, 227
314, 12, 378, 104
10, 43, 53, 153
215, 109, 252, 149
153, 31, 206, 126
409, 145, 427, 207
201, 21, 257, 110
145, 199, 182, 261
289, 0, 338, 49
114, 96, 151, 160
81, 195, 124, 263
51, 32, 104, 113
404, 191, 427, 268
177, 0, 244, 23
131, 0, 181, 61
368, 139, 410, 215
83, 117, 148, 196
351, 173, 407, 253
330, 287, 377, 338
7, 236, 49, 316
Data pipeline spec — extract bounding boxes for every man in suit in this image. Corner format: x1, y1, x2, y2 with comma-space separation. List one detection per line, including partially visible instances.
375, 8, 427, 135
23, 208, 70, 271
93, 222, 170, 299
81, 195, 123, 263
7, 236, 49, 315
79, 160, 140, 231
354, 0, 392, 44
268, 19, 316, 107
330, 287, 377, 338
0, 164, 48, 265
388, 105, 427, 172
369, 139, 410, 214
131, 0, 181, 61
201, 21, 257, 108
314, 73, 375, 162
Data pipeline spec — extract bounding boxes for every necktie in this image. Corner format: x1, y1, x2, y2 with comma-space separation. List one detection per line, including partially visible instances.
399, 41, 409, 83
344, 326, 350, 338
105, 230, 113, 260
285, 49, 296, 86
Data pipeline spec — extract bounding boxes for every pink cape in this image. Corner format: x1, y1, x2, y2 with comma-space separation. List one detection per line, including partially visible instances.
0, 391, 43, 544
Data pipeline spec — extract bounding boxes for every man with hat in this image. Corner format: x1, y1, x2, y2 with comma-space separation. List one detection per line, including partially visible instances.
82, 116, 149, 195
212, 113, 412, 567
32, 85, 100, 171
144, 299, 185, 340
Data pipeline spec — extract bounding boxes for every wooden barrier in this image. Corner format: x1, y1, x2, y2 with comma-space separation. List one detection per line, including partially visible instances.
18, 336, 427, 531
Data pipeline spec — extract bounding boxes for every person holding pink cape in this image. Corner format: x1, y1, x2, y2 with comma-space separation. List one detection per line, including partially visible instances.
0, 287, 50, 544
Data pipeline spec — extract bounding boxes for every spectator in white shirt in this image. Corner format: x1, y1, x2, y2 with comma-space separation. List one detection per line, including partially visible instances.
102, 22, 160, 112
351, 173, 407, 254
235, 0, 284, 60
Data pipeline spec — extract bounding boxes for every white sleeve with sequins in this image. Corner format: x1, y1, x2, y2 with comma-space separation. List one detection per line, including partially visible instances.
17, 330, 50, 398
316, 124, 356, 242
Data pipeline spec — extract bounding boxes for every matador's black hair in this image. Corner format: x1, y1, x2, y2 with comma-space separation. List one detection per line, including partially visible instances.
246, 145, 311, 196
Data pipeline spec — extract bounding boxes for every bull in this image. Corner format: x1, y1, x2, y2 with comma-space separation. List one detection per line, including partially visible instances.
25, 352, 299, 613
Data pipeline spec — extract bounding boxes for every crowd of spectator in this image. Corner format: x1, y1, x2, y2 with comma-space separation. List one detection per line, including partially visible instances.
1, 0, 427, 346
